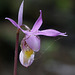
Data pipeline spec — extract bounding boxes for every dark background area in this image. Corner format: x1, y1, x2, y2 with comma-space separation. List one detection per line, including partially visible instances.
0, 0, 75, 75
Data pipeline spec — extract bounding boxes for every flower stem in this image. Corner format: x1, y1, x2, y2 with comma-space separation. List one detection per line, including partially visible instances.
14, 29, 19, 75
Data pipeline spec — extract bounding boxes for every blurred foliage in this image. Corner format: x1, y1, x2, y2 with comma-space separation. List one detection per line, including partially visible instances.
56, 0, 72, 11
0, 0, 75, 75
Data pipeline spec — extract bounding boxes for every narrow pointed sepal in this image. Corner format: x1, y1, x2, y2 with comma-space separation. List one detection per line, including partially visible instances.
31, 10, 43, 32
35, 29, 67, 37
18, 0, 24, 26
5, 17, 28, 34
5, 17, 18, 28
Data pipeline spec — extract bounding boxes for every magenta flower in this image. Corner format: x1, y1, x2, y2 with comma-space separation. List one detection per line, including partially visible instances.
5, 1, 67, 67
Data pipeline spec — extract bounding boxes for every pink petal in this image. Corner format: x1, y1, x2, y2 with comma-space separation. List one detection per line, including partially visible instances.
31, 10, 43, 32
18, 0, 24, 26
5, 17, 18, 28
19, 50, 34, 67
25, 35, 40, 52
5, 17, 28, 34
35, 29, 67, 36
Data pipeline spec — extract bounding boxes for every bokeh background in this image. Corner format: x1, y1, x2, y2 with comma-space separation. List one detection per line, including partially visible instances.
0, 0, 75, 75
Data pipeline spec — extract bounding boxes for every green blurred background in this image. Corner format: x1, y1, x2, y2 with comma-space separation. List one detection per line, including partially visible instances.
0, 0, 75, 75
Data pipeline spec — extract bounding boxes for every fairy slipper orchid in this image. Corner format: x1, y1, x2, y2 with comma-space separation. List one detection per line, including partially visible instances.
5, 0, 67, 67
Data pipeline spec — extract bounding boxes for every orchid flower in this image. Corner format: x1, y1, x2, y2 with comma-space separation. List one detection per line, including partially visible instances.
5, 0, 67, 67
